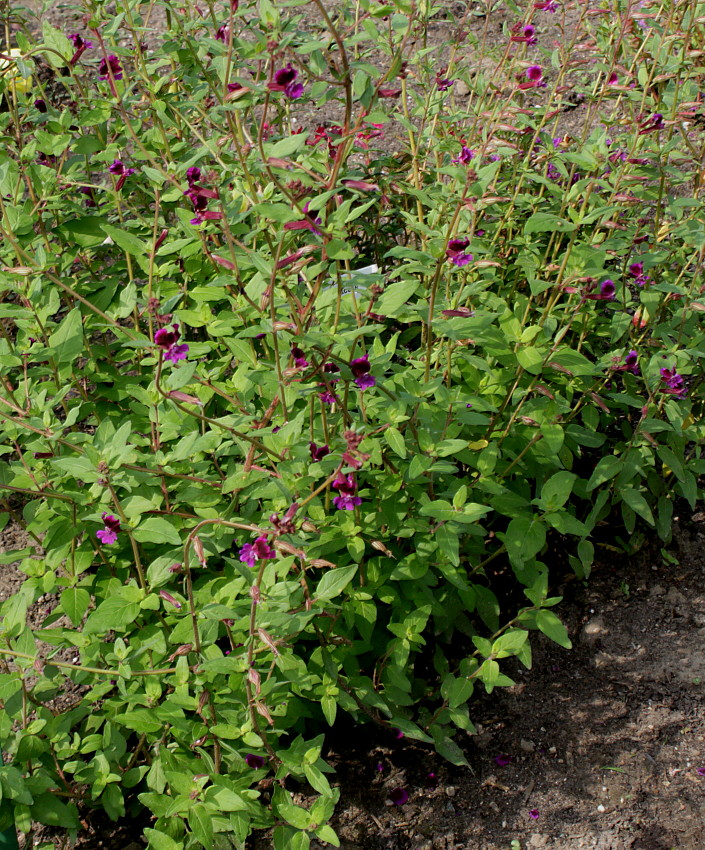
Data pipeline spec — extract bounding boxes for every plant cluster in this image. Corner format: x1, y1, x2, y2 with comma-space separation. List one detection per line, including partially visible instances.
0, 0, 703, 846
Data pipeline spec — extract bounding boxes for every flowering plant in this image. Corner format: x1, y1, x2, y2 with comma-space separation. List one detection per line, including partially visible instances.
0, 0, 703, 847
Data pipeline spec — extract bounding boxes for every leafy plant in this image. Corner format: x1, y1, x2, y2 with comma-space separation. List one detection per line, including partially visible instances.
0, 0, 703, 846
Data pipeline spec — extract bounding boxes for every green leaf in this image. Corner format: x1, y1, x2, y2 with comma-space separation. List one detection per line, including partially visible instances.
188, 804, 213, 848
41, 21, 73, 67
144, 828, 183, 850
375, 281, 418, 316
49, 308, 84, 366
524, 212, 576, 234
101, 225, 148, 256
61, 588, 90, 627
432, 733, 469, 766
277, 801, 312, 830
314, 823, 340, 847
133, 517, 182, 546
586, 455, 623, 490
316, 565, 357, 601
384, 427, 407, 458
326, 239, 355, 260
30, 794, 80, 829
303, 763, 333, 796
267, 133, 307, 158
84, 595, 141, 635
492, 629, 528, 658
621, 488, 655, 526
502, 516, 546, 567
539, 471, 576, 511
536, 609, 572, 649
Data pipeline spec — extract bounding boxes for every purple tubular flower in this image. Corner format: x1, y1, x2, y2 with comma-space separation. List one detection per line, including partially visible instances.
69, 33, 93, 49
350, 355, 375, 389
239, 535, 276, 567
625, 350, 639, 375
99, 54, 123, 81
291, 346, 309, 368
186, 166, 202, 186
660, 366, 685, 394
526, 65, 543, 82
529, 808, 539, 820
309, 442, 330, 462
600, 279, 616, 299
452, 252, 473, 267
268, 64, 304, 99
155, 324, 189, 363
96, 512, 121, 545
389, 787, 409, 806
332, 473, 362, 511
436, 75, 454, 91
245, 753, 265, 769
452, 146, 475, 165
159, 590, 182, 609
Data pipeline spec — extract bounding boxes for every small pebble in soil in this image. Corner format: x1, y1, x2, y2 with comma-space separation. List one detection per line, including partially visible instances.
445, 785, 457, 797
597, 804, 606, 813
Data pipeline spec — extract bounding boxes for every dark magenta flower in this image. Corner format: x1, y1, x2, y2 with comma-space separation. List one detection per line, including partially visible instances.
332, 473, 362, 511
436, 74, 454, 91
34, 98, 47, 113
639, 113, 663, 134
529, 808, 539, 819
534, 0, 557, 9
624, 350, 639, 375
155, 324, 189, 364
215, 24, 230, 42
245, 753, 265, 769
350, 355, 375, 389
291, 346, 309, 368
378, 88, 402, 98
284, 202, 322, 235
239, 536, 276, 567
96, 513, 120, 545
526, 65, 543, 81
159, 590, 182, 609
98, 54, 123, 81
452, 146, 475, 165
425, 771, 438, 787
389, 787, 409, 806
494, 754, 512, 767
696, 768, 705, 776
186, 166, 202, 186
446, 237, 473, 267
600, 279, 616, 299
268, 64, 304, 99
660, 366, 685, 395
309, 442, 330, 462
607, 71, 618, 85
108, 160, 136, 191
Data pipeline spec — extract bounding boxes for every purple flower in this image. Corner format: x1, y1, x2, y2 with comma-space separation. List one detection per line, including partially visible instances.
494, 754, 512, 767
215, 24, 230, 42
350, 355, 375, 390
155, 324, 189, 363
34, 98, 47, 113
529, 808, 539, 819
69, 33, 93, 49
436, 75, 454, 91
389, 787, 409, 806
284, 202, 321, 235
425, 771, 438, 787
245, 753, 265, 769
99, 54, 123, 81
601, 280, 616, 299
628, 261, 650, 287
452, 252, 473, 267
159, 590, 182, 609
526, 65, 543, 82
239, 535, 276, 567
96, 513, 120, 545
332, 473, 362, 511
452, 146, 475, 165
696, 768, 705, 776
186, 166, 201, 186
660, 366, 686, 396
291, 346, 309, 368
624, 350, 639, 375
446, 237, 473, 267
268, 64, 304, 99
309, 442, 330, 462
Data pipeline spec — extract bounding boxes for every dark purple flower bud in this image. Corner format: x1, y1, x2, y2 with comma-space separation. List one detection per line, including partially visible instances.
309, 442, 330, 462
529, 808, 539, 819
389, 787, 409, 806
99, 54, 123, 81
245, 753, 265, 769
350, 355, 375, 389
69, 33, 93, 49
159, 590, 182, 609
34, 98, 47, 113
215, 24, 230, 42
436, 75, 454, 91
